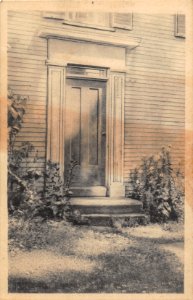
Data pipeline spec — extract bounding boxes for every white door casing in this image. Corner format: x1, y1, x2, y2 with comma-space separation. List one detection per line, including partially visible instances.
40, 29, 139, 197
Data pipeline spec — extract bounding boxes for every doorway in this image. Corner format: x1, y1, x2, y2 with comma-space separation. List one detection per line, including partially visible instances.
64, 78, 106, 193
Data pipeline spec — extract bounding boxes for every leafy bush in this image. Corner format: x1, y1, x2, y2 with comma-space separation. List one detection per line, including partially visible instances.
8, 87, 42, 212
8, 87, 78, 220
7, 89, 79, 252
8, 141, 41, 211
128, 147, 184, 223
33, 160, 78, 220
9, 158, 78, 220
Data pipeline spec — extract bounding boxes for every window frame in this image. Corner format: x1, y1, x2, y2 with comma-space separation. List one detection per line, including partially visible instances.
111, 13, 133, 30
62, 14, 115, 32
42, 12, 134, 32
174, 13, 185, 38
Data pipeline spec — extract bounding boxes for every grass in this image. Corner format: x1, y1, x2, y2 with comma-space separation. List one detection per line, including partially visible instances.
8, 219, 184, 293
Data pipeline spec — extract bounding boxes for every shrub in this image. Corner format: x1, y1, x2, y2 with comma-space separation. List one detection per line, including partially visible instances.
7, 87, 42, 212
128, 147, 184, 223
34, 159, 78, 220
7, 87, 78, 220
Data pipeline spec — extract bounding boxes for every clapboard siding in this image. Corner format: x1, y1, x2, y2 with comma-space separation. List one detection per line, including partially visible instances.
124, 13, 185, 193
8, 12, 185, 193
8, 11, 47, 185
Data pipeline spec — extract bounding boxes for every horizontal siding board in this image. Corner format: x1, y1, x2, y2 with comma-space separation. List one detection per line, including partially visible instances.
23, 115, 46, 121
124, 98, 184, 107
124, 110, 184, 120
126, 61, 184, 73
125, 84, 184, 95
128, 43, 184, 55
124, 120, 184, 127
124, 153, 185, 159
124, 116, 184, 123
125, 91, 184, 100
25, 108, 46, 114
125, 130, 184, 136
129, 33, 185, 48
8, 52, 46, 61
8, 42, 46, 52
14, 140, 46, 146
8, 58, 46, 67
8, 86, 46, 95
8, 77, 47, 85
126, 66, 184, 78
124, 123, 184, 131
22, 118, 46, 125
127, 54, 185, 68
16, 136, 46, 142
8, 75, 46, 83
8, 48, 47, 56
8, 36, 45, 48
21, 128, 46, 134
17, 131, 46, 137
8, 68, 47, 78
126, 78, 184, 87
125, 103, 185, 111
129, 49, 185, 61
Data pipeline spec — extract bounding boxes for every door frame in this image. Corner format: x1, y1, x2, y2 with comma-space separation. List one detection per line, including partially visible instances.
47, 62, 125, 197
41, 25, 140, 197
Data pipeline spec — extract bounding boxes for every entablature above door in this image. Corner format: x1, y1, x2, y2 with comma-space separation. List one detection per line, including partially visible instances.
39, 24, 140, 71
39, 26, 140, 50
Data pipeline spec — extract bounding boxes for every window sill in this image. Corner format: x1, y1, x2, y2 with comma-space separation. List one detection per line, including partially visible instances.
62, 20, 115, 32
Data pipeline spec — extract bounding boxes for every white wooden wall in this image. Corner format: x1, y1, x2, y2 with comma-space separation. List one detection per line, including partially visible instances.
8, 12, 185, 194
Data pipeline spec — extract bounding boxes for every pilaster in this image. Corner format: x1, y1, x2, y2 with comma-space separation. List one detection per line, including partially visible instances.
47, 65, 66, 175
108, 72, 125, 197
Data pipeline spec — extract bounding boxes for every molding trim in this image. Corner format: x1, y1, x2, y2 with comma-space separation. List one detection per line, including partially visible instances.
46, 60, 128, 73
46, 59, 67, 67
39, 27, 140, 49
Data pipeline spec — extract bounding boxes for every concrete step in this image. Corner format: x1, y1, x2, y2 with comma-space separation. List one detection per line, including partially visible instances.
74, 213, 147, 226
71, 186, 107, 197
69, 197, 143, 214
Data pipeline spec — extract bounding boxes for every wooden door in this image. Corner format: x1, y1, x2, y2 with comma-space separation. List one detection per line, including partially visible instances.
65, 79, 106, 187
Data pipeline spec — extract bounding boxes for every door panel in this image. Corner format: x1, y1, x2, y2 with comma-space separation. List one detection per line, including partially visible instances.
65, 79, 106, 187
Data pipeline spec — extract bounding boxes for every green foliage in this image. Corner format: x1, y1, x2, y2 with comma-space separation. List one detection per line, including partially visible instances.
128, 147, 184, 223
45, 160, 77, 200
8, 87, 28, 152
8, 87, 41, 212
7, 87, 77, 221
34, 159, 79, 220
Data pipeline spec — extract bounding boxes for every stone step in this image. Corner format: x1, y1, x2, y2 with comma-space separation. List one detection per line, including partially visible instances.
76, 213, 147, 226
69, 197, 143, 215
71, 186, 106, 197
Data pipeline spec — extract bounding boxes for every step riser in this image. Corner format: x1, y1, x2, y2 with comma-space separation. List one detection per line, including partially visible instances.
72, 215, 147, 226
71, 187, 107, 197
70, 205, 142, 214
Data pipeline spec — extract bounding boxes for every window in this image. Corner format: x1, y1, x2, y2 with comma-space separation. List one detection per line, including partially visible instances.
63, 12, 111, 28
43, 12, 133, 31
66, 65, 107, 79
175, 13, 185, 38
111, 13, 133, 30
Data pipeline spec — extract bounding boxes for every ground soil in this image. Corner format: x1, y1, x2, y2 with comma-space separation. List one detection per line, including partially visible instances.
9, 222, 184, 293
